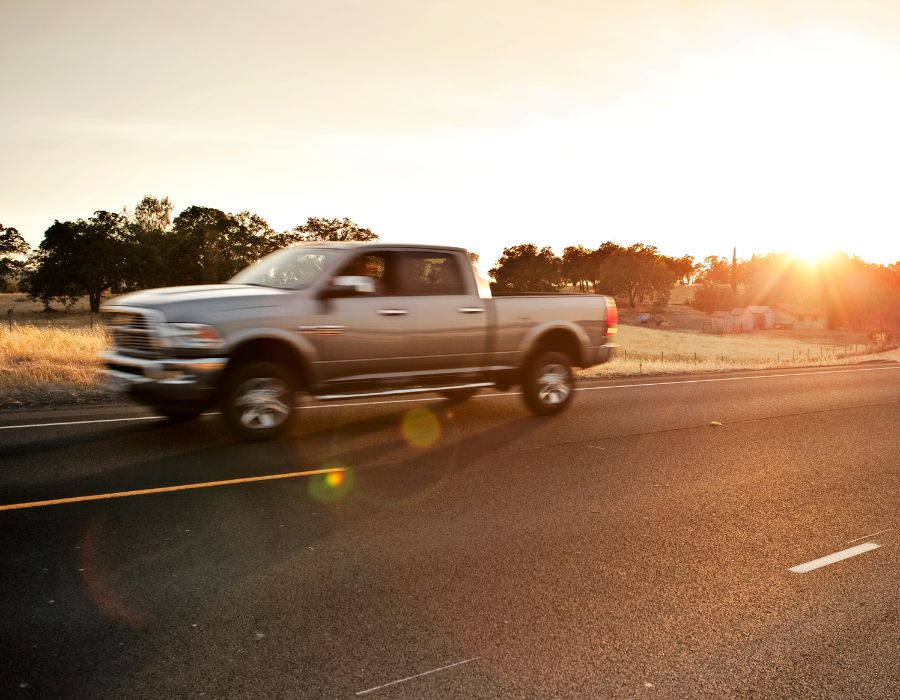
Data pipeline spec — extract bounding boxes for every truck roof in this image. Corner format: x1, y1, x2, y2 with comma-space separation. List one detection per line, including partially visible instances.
292, 241, 469, 254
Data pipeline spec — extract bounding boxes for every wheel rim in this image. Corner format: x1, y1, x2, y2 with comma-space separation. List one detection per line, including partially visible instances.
536, 363, 572, 405
233, 377, 291, 429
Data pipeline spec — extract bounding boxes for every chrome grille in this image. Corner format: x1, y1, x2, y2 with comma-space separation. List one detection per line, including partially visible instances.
102, 308, 162, 355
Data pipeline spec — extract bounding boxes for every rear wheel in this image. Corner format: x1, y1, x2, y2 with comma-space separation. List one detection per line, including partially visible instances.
222, 361, 296, 441
522, 351, 575, 415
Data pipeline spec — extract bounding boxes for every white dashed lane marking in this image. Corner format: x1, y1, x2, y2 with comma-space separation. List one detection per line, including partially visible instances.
355, 657, 480, 696
789, 542, 881, 574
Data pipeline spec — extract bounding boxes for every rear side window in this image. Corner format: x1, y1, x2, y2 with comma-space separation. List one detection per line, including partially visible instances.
400, 252, 467, 295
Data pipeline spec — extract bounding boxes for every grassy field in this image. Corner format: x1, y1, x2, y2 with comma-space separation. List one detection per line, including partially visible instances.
0, 294, 897, 409
1, 293, 98, 328
582, 325, 898, 379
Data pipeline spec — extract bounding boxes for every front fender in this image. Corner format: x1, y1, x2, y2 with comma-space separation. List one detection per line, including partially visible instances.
224, 327, 319, 377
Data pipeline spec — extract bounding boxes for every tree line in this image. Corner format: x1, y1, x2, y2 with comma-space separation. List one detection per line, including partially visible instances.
488, 243, 694, 308
2, 197, 899, 324
1, 196, 376, 311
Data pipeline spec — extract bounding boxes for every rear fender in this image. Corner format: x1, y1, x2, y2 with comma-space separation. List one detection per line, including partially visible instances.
517, 321, 590, 368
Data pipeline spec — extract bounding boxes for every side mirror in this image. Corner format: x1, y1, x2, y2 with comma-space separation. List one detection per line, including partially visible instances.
321, 275, 377, 298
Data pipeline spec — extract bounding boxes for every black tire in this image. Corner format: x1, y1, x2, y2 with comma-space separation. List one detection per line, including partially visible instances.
155, 405, 206, 423
221, 361, 296, 442
440, 387, 480, 403
522, 350, 575, 415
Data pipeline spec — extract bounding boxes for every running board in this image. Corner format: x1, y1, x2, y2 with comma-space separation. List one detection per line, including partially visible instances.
315, 382, 495, 402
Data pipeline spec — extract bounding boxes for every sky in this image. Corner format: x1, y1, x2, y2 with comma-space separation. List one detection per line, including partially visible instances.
3, 0, 900, 272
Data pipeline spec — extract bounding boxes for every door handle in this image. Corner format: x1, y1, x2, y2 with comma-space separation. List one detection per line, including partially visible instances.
458, 307, 484, 313
377, 309, 408, 316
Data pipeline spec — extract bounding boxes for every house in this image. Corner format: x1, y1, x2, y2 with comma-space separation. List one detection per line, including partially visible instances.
773, 304, 829, 330
747, 305, 776, 330
706, 310, 734, 333
730, 306, 775, 331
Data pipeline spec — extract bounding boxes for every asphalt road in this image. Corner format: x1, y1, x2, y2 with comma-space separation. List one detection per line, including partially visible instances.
1, 364, 898, 699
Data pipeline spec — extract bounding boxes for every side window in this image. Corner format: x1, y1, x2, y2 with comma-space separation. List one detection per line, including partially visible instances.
334, 252, 393, 295
401, 252, 467, 296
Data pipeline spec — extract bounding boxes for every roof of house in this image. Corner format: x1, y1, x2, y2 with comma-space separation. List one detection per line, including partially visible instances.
746, 305, 773, 313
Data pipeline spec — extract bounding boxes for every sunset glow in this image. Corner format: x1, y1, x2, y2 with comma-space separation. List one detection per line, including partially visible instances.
2, 1, 899, 268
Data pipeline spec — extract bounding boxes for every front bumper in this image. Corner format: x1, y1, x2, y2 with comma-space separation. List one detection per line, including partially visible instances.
100, 351, 227, 405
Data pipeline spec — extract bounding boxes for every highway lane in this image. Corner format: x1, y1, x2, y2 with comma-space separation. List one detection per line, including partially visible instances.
1, 364, 898, 698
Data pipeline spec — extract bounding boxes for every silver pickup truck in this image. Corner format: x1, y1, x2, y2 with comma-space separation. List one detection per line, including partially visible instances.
100, 243, 617, 440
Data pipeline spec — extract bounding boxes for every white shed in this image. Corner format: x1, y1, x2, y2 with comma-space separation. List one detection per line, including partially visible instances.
731, 306, 774, 331
746, 305, 775, 330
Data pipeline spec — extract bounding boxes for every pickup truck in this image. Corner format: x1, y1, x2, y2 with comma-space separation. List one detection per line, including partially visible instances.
100, 243, 617, 440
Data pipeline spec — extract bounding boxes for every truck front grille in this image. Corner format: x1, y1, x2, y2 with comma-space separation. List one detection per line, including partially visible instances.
102, 309, 163, 355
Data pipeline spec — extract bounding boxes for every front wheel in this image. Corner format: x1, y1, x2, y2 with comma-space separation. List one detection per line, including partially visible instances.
522, 351, 575, 415
222, 361, 296, 441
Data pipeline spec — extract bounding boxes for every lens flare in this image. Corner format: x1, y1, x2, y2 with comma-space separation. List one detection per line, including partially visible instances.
78, 513, 151, 629
401, 407, 441, 448
307, 466, 353, 503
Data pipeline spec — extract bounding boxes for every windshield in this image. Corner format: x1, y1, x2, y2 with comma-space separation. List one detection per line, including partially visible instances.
228, 247, 341, 289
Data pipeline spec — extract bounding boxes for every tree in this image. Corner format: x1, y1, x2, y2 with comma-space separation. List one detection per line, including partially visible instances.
730, 246, 738, 292
289, 217, 378, 243
133, 195, 173, 233
696, 256, 731, 285
489, 244, 561, 292
124, 195, 176, 290
663, 254, 696, 285
692, 283, 739, 313
586, 242, 624, 292
21, 212, 129, 312
594, 243, 676, 308
0, 223, 30, 289
561, 245, 593, 292
165, 206, 272, 284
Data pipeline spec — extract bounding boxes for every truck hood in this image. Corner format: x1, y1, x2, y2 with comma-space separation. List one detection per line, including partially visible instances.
103, 284, 291, 318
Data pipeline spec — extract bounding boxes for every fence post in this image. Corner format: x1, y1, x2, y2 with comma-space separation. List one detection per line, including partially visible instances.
6, 308, 12, 330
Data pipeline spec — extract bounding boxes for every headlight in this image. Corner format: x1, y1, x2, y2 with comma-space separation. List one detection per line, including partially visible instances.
161, 323, 225, 349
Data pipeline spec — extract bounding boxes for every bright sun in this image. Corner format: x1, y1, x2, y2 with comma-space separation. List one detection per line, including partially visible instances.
780, 239, 840, 264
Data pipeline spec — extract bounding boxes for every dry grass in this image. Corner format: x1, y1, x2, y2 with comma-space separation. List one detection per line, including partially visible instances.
580, 324, 899, 378
1, 293, 97, 329
0, 315, 896, 410
667, 284, 696, 305
0, 325, 110, 407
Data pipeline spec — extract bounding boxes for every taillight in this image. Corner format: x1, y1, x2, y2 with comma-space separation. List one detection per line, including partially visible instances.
606, 298, 618, 336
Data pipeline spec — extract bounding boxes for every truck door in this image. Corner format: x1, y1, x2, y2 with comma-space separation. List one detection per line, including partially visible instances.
397, 250, 489, 376
307, 250, 419, 387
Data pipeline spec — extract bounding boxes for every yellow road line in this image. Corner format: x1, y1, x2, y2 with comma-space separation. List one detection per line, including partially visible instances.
0, 467, 344, 512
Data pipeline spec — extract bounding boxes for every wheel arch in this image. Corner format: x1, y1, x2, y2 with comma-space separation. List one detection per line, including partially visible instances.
224, 334, 313, 390
519, 323, 588, 369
